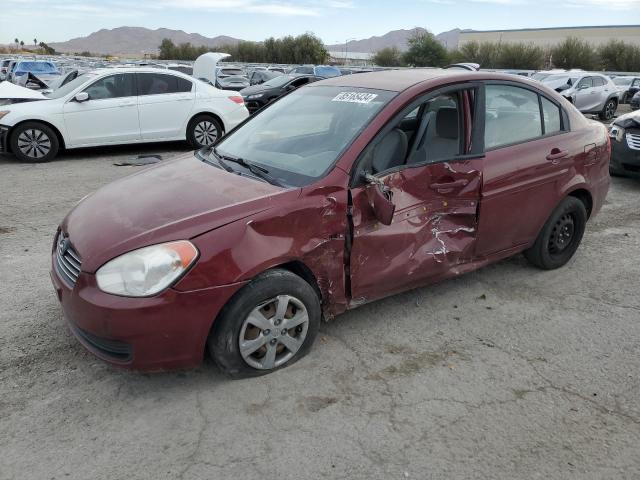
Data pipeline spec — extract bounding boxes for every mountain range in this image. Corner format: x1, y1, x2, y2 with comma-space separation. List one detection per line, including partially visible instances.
45, 26, 465, 56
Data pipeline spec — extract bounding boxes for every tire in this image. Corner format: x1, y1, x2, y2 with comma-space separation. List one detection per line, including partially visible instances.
598, 98, 617, 121
208, 269, 321, 378
10, 122, 59, 163
524, 197, 587, 270
187, 115, 223, 149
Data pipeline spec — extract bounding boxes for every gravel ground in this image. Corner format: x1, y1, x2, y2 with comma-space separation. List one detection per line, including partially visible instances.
1, 130, 639, 480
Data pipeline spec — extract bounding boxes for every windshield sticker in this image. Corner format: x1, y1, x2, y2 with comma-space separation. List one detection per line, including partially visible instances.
332, 92, 378, 104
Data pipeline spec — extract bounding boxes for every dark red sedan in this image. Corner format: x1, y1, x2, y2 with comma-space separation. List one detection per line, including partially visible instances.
51, 70, 610, 377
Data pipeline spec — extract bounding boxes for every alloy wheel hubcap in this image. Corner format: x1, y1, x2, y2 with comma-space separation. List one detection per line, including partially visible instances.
549, 213, 575, 254
193, 121, 218, 146
17, 129, 51, 159
239, 295, 309, 370
606, 102, 615, 119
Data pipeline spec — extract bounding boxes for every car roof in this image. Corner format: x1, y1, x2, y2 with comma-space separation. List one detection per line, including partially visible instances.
86, 67, 194, 78
313, 69, 527, 92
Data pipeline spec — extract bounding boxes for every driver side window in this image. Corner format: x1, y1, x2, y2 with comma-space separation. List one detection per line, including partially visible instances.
578, 77, 593, 89
83, 74, 135, 100
363, 91, 467, 175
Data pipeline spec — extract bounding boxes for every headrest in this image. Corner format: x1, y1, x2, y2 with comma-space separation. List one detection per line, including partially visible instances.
436, 108, 458, 140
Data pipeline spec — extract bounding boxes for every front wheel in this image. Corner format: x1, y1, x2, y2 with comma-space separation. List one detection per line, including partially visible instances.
10, 122, 59, 163
208, 269, 321, 378
599, 99, 617, 121
187, 115, 223, 149
524, 197, 587, 270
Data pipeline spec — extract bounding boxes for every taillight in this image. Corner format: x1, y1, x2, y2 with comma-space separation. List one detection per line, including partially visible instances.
228, 96, 244, 105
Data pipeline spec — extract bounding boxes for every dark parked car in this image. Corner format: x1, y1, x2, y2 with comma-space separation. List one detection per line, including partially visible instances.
239, 74, 321, 113
249, 69, 282, 86
52, 70, 610, 376
609, 110, 640, 177
631, 88, 640, 110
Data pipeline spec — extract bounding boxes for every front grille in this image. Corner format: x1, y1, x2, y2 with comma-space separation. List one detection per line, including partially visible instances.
55, 232, 82, 286
70, 323, 132, 362
627, 133, 640, 151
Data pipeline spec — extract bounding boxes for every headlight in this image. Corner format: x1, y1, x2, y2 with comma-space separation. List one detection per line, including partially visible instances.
0, 111, 11, 120
246, 93, 264, 100
609, 125, 625, 142
96, 240, 198, 297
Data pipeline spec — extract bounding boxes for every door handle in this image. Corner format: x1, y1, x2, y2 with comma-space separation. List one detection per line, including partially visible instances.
429, 178, 469, 192
546, 149, 569, 163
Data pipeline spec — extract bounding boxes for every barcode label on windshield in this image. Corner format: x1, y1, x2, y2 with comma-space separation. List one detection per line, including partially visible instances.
332, 92, 378, 104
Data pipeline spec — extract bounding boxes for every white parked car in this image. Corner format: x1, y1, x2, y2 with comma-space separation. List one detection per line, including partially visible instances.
0, 67, 249, 162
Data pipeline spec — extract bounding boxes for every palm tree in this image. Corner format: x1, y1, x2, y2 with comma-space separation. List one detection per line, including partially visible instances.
20, 40, 25, 50
34, 38, 37, 47
14, 38, 18, 51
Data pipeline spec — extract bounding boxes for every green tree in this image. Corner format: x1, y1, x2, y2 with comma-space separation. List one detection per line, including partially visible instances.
551, 37, 597, 70
497, 43, 544, 69
598, 40, 640, 72
38, 42, 56, 55
402, 31, 449, 67
372, 47, 403, 67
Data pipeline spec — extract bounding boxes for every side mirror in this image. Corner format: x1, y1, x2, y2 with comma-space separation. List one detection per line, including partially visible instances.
366, 181, 396, 226
74, 92, 89, 102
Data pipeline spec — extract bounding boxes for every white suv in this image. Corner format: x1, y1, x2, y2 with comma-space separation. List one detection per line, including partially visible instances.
542, 73, 619, 120
0, 67, 249, 162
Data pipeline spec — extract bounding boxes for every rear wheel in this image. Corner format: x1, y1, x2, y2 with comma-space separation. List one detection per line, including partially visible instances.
208, 269, 321, 378
10, 122, 59, 163
599, 98, 617, 121
187, 115, 223, 149
524, 197, 587, 270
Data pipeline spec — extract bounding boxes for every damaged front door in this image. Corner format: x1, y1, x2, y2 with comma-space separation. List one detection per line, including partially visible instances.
348, 88, 483, 304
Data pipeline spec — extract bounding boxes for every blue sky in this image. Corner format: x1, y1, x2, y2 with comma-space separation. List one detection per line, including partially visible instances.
1, 0, 638, 46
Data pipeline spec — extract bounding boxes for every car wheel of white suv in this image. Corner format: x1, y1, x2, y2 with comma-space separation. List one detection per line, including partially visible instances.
10, 122, 60, 163
187, 115, 223, 149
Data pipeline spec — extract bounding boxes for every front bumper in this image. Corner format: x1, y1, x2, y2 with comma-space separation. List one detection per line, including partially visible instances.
0, 125, 9, 153
611, 132, 640, 177
51, 253, 246, 371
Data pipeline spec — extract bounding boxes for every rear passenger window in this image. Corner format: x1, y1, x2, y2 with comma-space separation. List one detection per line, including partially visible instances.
592, 77, 605, 87
541, 97, 561, 134
485, 85, 542, 149
137, 73, 192, 95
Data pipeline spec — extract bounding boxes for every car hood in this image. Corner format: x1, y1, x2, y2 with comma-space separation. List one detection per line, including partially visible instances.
0, 81, 49, 104
62, 152, 290, 273
239, 84, 274, 96
612, 109, 640, 128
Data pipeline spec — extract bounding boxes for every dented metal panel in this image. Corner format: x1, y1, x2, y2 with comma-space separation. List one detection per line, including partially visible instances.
349, 160, 482, 304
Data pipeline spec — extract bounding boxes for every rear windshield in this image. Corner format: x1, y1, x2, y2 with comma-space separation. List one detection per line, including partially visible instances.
18, 62, 59, 73
220, 68, 244, 76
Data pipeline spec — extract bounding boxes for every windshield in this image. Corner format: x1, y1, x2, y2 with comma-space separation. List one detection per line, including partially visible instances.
315, 66, 341, 78
613, 77, 633, 86
219, 68, 244, 76
44, 73, 96, 99
531, 73, 550, 81
18, 62, 59, 73
543, 75, 579, 85
213, 86, 395, 187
